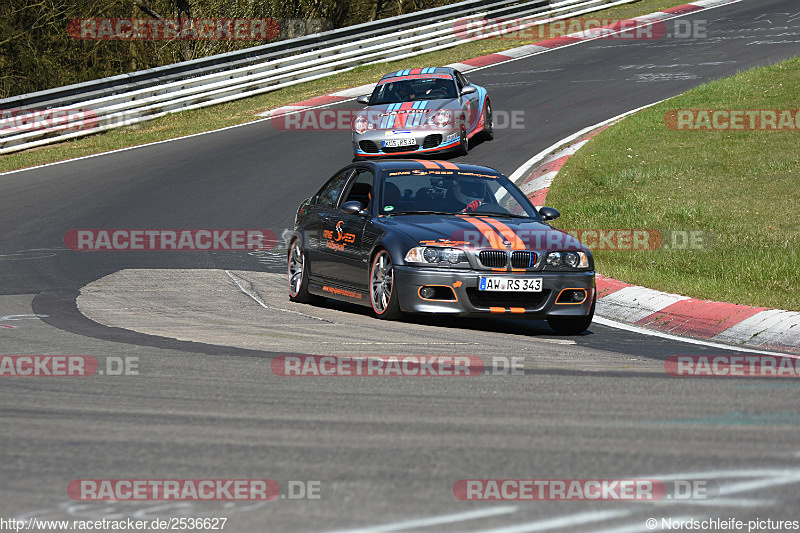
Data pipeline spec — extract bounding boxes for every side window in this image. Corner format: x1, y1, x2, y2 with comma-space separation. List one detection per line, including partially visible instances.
453, 73, 464, 92
343, 169, 375, 209
316, 168, 354, 207
456, 71, 470, 91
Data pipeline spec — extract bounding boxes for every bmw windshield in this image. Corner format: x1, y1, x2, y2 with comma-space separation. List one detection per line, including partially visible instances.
379, 170, 542, 219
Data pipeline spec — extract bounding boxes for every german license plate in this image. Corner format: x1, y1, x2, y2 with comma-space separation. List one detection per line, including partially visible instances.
479, 277, 542, 292
383, 138, 415, 147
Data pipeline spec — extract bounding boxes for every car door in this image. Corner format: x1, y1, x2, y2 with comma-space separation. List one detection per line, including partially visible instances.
305, 166, 355, 281
319, 167, 375, 286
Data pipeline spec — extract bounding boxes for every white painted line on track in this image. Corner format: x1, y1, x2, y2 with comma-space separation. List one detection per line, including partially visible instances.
224, 269, 333, 322
592, 316, 791, 356
473, 509, 631, 533
465, 0, 744, 77
326, 506, 518, 533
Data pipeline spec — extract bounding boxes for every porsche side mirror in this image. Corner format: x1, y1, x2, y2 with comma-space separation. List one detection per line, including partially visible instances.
460, 86, 477, 96
356, 95, 370, 105
538, 207, 560, 221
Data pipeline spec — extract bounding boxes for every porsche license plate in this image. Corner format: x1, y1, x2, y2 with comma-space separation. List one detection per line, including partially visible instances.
383, 138, 415, 148
479, 277, 542, 292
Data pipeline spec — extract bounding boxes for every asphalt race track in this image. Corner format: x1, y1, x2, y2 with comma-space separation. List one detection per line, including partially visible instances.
2, 1, 800, 531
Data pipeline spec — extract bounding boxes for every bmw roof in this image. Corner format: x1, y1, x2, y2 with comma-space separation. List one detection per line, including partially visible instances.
359, 159, 502, 175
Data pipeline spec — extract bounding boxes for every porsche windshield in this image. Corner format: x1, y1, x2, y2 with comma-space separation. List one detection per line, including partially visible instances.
379, 171, 541, 218
370, 77, 458, 104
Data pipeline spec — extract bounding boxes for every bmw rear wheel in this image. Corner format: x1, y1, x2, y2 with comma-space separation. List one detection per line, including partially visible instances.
370, 250, 401, 320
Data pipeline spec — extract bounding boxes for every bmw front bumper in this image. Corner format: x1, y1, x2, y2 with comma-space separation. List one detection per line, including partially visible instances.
392, 266, 596, 317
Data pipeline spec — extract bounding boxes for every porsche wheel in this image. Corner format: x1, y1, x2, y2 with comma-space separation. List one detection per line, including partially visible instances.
482, 101, 494, 141
456, 130, 469, 156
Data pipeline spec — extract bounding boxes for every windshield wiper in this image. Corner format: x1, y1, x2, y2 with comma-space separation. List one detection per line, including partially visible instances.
471, 212, 532, 219
388, 210, 455, 216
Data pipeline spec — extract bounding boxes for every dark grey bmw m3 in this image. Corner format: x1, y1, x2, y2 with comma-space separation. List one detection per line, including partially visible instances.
288, 159, 596, 334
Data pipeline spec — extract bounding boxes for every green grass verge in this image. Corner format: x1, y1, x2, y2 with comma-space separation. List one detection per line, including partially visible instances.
0, 0, 687, 173
548, 56, 800, 311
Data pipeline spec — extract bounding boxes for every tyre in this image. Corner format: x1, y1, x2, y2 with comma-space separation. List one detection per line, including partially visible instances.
547, 296, 595, 335
455, 130, 469, 156
482, 100, 494, 141
287, 239, 318, 303
369, 249, 402, 320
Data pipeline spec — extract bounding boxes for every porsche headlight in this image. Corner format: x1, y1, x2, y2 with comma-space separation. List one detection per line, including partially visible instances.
354, 115, 369, 134
427, 109, 452, 128
405, 246, 467, 265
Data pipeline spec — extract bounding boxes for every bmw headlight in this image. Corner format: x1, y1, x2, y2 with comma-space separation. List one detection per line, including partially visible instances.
405, 246, 467, 265
545, 251, 590, 270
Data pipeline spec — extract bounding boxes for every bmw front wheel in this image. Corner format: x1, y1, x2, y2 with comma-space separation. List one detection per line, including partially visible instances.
370, 250, 401, 320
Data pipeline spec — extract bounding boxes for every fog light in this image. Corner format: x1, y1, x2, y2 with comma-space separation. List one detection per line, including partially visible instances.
419, 286, 436, 299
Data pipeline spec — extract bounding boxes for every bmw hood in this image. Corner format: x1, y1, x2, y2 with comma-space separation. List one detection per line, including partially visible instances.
383, 215, 589, 253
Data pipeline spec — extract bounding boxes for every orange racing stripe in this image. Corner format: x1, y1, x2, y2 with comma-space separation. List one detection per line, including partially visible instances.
483, 218, 526, 250
460, 216, 504, 249
412, 159, 441, 169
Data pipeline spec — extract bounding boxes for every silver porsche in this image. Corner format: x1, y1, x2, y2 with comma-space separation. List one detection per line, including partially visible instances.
352, 67, 493, 159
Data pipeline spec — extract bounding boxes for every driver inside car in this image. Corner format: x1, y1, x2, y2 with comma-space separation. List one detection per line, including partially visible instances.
451, 180, 488, 212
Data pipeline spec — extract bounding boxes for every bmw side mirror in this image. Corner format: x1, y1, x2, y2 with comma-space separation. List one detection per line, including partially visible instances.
539, 207, 560, 221
356, 95, 370, 105
341, 200, 367, 215
460, 86, 477, 96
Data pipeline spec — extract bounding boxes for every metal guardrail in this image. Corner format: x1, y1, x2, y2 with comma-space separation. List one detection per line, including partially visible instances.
0, 0, 635, 154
